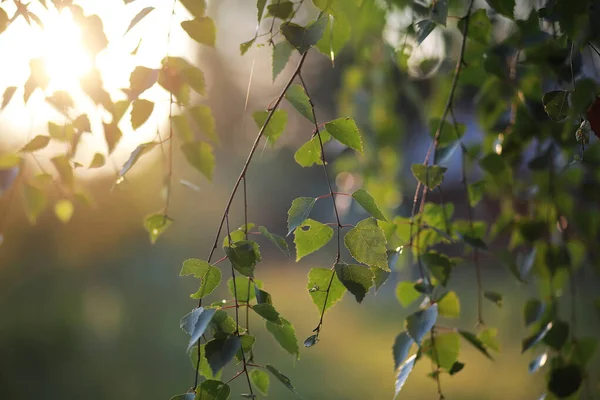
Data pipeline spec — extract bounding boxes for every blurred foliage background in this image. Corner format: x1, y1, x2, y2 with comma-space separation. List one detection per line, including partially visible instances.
0, 0, 599, 399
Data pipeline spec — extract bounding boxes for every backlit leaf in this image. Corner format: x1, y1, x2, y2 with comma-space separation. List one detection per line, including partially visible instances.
252, 303, 282, 325
181, 17, 216, 47
130, 98, 154, 129
411, 164, 447, 190
272, 41, 293, 81
266, 317, 300, 359
124, 6, 154, 35
253, 110, 287, 145
352, 188, 386, 220
250, 369, 269, 396
294, 219, 333, 261
128, 66, 158, 99
20, 135, 50, 152
23, 183, 46, 224
51, 155, 74, 187
294, 131, 330, 167
180, 259, 221, 299
144, 213, 173, 244
287, 197, 316, 235
543, 91, 570, 122
118, 142, 157, 179
1, 86, 16, 109
196, 380, 230, 400
181, 141, 215, 181
396, 281, 421, 308
437, 291, 460, 318
281, 16, 327, 54
459, 330, 493, 360
325, 117, 363, 153
484, 291, 503, 307
180, 0, 206, 18
88, 153, 105, 169
266, 364, 297, 394
334, 263, 373, 303
189, 105, 218, 144
224, 240, 261, 277
103, 122, 122, 154
344, 218, 389, 271
307, 268, 346, 314
258, 226, 290, 257
422, 332, 460, 370
54, 199, 74, 223
285, 84, 314, 122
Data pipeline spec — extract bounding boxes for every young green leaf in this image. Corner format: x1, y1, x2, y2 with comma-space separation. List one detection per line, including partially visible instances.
294, 219, 333, 261
180, 259, 221, 299
421, 251, 454, 287
423, 332, 460, 371
240, 38, 255, 55
437, 291, 460, 318
181, 141, 215, 181
287, 196, 316, 235
130, 98, 154, 129
51, 155, 74, 187
144, 213, 173, 244
267, 1, 293, 19
266, 317, 300, 359
542, 90, 570, 122
179, 0, 206, 18
119, 142, 157, 179
285, 84, 314, 122
410, 164, 447, 190
190, 344, 221, 380
181, 17, 216, 47
54, 199, 74, 224
371, 266, 391, 293
253, 110, 287, 145
467, 180, 486, 207
459, 330, 494, 360
334, 263, 373, 303
484, 291, 503, 307
325, 117, 363, 153
227, 277, 261, 302
250, 369, 270, 396
23, 183, 46, 224
103, 122, 122, 154
344, 218, 389, 271
20, 135, 50, 152
478, 327, 500, 353
307, 268, 346, 314
294, 131, 331, 167
272, 40, 293, 82
281, 16, 327, 54
405, 304, 438, 344
124, 6, 154, 35
0, 153, 21, 169
258, 226, 290, 257
196, 380, 230, 400
316, 12, 351, 61
352, 188, 386, 221
189, 105, 218, 144
172, 114, 194, 142
224, 240, 261, 277
266, 364, 297, 394
180, 307, 217, 352
205, 335, 241, 376
128, 66, 158, 99
396, 281, 421, 308
393, 332, 414, 370
252, 303, 283, 325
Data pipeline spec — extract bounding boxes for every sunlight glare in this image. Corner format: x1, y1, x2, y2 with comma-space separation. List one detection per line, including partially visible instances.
42, 9, 92, 93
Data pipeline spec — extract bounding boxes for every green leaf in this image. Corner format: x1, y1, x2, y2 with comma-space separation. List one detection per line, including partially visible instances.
267, 1, 293, 19
46, 90, 74, 115
483, 291, 503, 307
459, 9, 491, 44
543, 320, 569, 350
180, 0, 206, 18
287, 197, 316, 235
190, 344, 221, 380
467, 180, 486, 207
227, 277, 260, 302
406, 304, 438, 344
542, 90, 570, 122
449, 361, 465, 375
394, 354, 417, 398
266, 364, 297, 395
459, 330, 493, 360
316, 12, 351, 61
485, 0, 514, 19
0, 8, 9, 35
437, 291, 460, 318
118, 142, 157, 179
257, 0, 267, 23
51, 155, 74, 187
196, 380, 230, 400
307, 268, 346, 314
103, 122, 122, 154
478, 327, 500, 353
524, 299, 545, 326
54, 199, 74, 223
252, 303, 282, 325
205, 335, 241, 375
393, 332, 414, 370
88, 153, 105, 168
344, 218, 389, 271
172, 114, 194, 142
130, 98, 154, 129
48, 122, 75, 142
371, 266, 390, 293
352, 188, 386, 221
181, 17, 216, 47
124, 6, 154, 35
210, 310, 239, 335
250, 369, 270, 396
180, 259, 221, 299
128, 66, 158, 99
285, 84, 314, 123
224, 240, 261, 277
430, 0, 448, 26
189, 105, 218, 144
20, 135, 50, 152
240, 38, 255, 55
258, 226, 290, 257
180, 307, 217, 351
272, 41, 294, 82
334, 263, 373, 303
415, 19, 435, 44
0, 153, 21, 169
325, 117, 363, 153
294, 219, 333, 261
74, 114, 91, 133
410, 164, 447, 190
222, 223, 255, 247
253, 110, 287, 145
22, 183, 46, 224
144, 213, 173, 244
522, 322, 553, 353
181, 141, 215, 181
395, 281, 421, 308
294, 131, 331, 167
266, 317, 300, 359
423, 332, 460, 370
421, 251, 454, 287
479, 153, 507, 175
281, 16, 327, 54
548, 365, 582, 398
